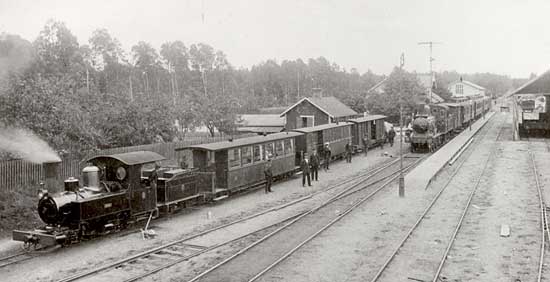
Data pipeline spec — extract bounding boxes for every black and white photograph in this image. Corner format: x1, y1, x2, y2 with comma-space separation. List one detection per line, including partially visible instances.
1, 0, 550, 281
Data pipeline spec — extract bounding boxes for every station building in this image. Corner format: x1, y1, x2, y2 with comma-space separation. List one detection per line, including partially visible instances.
448, 78, 486, 98
279, 95, 359, 130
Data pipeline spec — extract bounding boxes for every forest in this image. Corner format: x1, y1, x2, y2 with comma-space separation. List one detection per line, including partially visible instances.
0, 20, 528, 158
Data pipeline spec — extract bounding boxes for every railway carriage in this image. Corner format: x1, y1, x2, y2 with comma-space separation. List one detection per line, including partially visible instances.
292, 122, 353, 163
347, 115, 386, 151
176, 132, 301, 200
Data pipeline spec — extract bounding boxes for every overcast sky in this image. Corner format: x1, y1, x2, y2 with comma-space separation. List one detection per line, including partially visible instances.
1, 0, 549, 78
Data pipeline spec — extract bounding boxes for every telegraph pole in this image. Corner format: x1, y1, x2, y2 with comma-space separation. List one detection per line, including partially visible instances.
399, 53, 405, 197
418, 41, 442, 102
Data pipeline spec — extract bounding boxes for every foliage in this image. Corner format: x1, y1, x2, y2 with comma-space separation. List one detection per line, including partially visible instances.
0, 20, 530, 157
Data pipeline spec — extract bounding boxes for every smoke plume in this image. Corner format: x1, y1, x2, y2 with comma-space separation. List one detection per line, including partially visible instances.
0, 127, 61, 163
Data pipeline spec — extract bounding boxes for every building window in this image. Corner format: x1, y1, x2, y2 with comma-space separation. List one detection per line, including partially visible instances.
275, 140, 284, 157
253, 144, 263, 162
456, 84, 464, 95
241, 146, 252, 165
284, 139, 293, 155
265, 142, 274, 159
299, 115, 314, 128
228, 148, 241, 168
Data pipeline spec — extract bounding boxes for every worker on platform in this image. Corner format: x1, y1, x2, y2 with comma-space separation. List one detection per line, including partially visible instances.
264, 157, 273, 193
388, 126, 396, 147
301, 154, 312, 187
323, 143, 332, 171
362, 135, 369, 157
345, 142, 352, 163
310, 150, 320, 181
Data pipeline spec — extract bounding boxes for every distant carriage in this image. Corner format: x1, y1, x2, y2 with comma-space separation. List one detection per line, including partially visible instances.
348, 115, 387, 151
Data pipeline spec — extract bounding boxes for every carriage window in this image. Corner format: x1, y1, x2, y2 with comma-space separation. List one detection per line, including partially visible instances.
284, 139, 292, 155
275, 141, 284, 157
241, 146, 252, 165
265, 143, 274, 159
228, 148, 241, 168
253, 145, 263, 162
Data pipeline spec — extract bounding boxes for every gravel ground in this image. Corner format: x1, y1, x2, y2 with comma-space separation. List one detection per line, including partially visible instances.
255, 111, 546, 282
0, 140, 407, 282
440, 113, 541, 281
253, 114, 501, 282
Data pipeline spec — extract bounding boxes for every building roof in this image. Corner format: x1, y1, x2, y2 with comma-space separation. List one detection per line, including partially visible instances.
292, 122, 353, 133
258, 106, 288, 114
449, 80, 486, 91
427, 92, 445, 103
236, 126, 285, 134
348, 114, 387, 123
280, 96, 358, 118
236, 114, 285, 127
87, 151, 166, 166
176, 132, 303, 152
511, 69, 550, 95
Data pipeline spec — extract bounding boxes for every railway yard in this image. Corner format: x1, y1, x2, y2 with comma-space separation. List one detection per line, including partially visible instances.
0, 107, 548, 282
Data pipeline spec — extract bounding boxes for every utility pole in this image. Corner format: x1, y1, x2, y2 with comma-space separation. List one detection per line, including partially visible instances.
399, 53, 405, 198
418, 41, 442, 103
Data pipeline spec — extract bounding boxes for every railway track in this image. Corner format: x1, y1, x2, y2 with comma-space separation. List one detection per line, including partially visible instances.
185, 156, 425, 282
368, 112, 500, 282
54, 154, 420, 282
0, 251, 34, 268
528, 141, 550, 282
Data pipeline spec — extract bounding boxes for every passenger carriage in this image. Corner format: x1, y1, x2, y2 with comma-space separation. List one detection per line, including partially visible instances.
292, 122, 353, 164
176, 132, 302, 200
347, 115, 386, 151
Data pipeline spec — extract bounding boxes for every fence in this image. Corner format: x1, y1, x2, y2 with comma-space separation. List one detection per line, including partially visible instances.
0, 134, 255, 192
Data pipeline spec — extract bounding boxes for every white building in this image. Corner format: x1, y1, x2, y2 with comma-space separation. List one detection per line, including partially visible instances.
448, 78, 486, 98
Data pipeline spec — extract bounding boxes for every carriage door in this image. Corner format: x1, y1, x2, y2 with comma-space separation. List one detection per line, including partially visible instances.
370, 120, 377, 140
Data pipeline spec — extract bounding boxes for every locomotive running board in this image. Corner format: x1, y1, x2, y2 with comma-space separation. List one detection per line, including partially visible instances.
12, 229, 64, 247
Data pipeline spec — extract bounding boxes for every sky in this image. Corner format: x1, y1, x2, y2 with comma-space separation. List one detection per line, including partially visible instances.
1, 0, 549, 78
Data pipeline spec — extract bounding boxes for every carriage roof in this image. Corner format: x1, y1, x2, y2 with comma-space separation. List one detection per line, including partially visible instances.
292, 122, 353, 133
87, 151, 166, 166
347, 115, 387, 123
176, 131, 303, 152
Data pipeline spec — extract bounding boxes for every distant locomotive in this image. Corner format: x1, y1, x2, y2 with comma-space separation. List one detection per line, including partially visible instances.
14, 115, 387, 248
409, 96, 491, 152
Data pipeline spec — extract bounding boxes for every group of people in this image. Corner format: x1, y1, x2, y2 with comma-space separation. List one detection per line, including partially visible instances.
263, 126, 398, 193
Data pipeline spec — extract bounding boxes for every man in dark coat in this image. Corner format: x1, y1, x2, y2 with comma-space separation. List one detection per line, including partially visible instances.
310, 150, 320, 181
264, 159, 273, 193
301, 156, 312, 187
388, 127, 396, 147
323, 143, 331, 171
345, 142, 352, 163
362, 135, 369, 157
148, 163, 160, 190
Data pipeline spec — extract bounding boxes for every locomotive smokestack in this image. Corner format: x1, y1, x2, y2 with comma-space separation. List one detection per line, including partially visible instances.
43, 161, 61, 192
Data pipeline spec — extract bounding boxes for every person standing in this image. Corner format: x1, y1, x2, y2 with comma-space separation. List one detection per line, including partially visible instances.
362, 135, 369, 157
323, 143, 332, 171
388, 127, 396, 147
345, 142, 352, 163
301, 156, 312, 187
148, 163, 160, 190
264, 158, 273, 193
310, 150, 320, 181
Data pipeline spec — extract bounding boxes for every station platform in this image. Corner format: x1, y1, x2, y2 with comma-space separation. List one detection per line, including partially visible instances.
405, 112, 496, 190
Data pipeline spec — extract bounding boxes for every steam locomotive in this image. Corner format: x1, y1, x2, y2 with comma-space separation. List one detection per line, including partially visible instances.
13, 115, 388, 248
409, 96, 492, 152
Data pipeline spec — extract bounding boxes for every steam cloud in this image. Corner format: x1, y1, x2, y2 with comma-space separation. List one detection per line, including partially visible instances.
0, 127, 61, 163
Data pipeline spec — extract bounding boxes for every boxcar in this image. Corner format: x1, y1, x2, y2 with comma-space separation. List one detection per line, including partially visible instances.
347, 115, 386, 151
293, 122, 353, 163
176, 132, 302, 199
